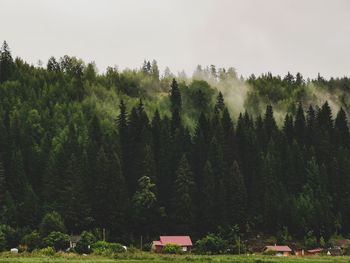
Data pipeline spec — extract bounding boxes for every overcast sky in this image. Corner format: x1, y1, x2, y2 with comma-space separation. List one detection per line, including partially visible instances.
1, 0, 350, 78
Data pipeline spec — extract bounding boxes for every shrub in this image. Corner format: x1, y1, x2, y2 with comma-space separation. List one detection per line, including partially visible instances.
75, 231, 97, 254
263, 249, 278, 256
195, 234, 227, 254
304, 231, 317, 249
39, 212, 66, 237
0, 224, 18, 249
42, 231, 69, 251
91, 240, 125, 255
162, 244, 182, 254
22, 231, 41, 251
0, 231, 6, 252
32, 246, 56, 256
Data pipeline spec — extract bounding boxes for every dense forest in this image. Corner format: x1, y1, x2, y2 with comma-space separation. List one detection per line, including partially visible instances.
1, 40, 350, 247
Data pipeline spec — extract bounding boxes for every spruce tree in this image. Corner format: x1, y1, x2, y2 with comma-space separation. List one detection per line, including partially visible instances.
0, 41, 14, 83
215, 92, 225, 112
294, 104, 306, 145
224, 161, 247, 227
335, 107, 350, 147
94, 146, 128, 237
172, 155, 195, 234
198, 161, 216, 234
170, 78, 181, 113
132, 176, 158, 238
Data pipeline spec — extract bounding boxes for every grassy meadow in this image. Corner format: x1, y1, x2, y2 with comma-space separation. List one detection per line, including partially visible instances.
0, 253, 350, 263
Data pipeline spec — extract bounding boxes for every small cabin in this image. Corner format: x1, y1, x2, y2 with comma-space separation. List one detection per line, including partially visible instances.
264, 245, 292, 256
152, 236, 192, 253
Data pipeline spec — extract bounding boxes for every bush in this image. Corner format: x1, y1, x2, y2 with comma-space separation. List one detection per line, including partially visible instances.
91, 240, 125, 255
22, 231, 41, 251
304, 231, 317, 249
75, 231, 97, 254
0, 224, 18, 249
0, 231, 6, 251
195, 234, 227, 254
263, 249, 278, 256
42, 231, 69, 251
162, 244, 182, 254
39, 212, 66, 237
32, 246, 56, 256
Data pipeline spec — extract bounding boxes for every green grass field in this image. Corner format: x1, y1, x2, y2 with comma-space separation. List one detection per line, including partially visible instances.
1, 253, 350, 263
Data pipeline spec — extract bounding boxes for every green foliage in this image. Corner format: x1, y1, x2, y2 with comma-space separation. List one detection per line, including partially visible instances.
304, 231, 317, 249
22, 231, 41, 251
0, 231, 6, 251
1, 41, 350, 247
162, 244, 183, 254
277, 227, 292, 245
32, 246, 56, 256
75, 231, 97, 254
0, 225, 18, 249
42, 232, 70, 251
263, 249, 278, 256
39, 212, 66, 237
91, 241, 125, 255
195, 234, 227, 254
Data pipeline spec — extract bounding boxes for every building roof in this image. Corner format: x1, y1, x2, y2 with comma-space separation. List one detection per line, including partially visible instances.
265, 245, 292, 252
159, 236, 193, 246
152, 241, 162, 246
307, 248, 323, 253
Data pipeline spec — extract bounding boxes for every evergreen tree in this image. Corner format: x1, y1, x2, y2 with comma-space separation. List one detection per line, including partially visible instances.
172, 155, 195, 234
0, 41, 14, 83
215, 92, 225, 112
197, 161, 216, 234
132, 176, 158, 238
335, 107, 350, 147
170, 79, 181, 113
224, 161, 247, 228
94, 146, 128, 237
61, 153, 92, 233
294, 104, 306, 145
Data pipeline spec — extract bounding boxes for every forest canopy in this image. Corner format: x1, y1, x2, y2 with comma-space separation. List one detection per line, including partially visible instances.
1, 41, 350, 247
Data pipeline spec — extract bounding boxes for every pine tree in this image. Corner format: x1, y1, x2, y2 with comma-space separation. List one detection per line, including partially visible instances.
94, 146, 128, 237
215, 92, 225, 112
61, 153, 92, 233
294, 104, 306, 145
132, 176, 158, 238
172, 155, 195, 234
283, 114, 294, 144
142, 145, 157, 185
335, 107, 350, 147
224, 161, 247, 227
263, 105, 278, 147
0, 41, 14, 83
170, 79, 181, 113
198, 161, 216, 234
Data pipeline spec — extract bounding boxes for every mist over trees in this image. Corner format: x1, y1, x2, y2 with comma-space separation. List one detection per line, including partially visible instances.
1, 41, 350, 246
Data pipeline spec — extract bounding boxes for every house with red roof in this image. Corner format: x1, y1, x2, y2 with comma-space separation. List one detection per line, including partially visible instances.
152, 236, 193, 253
264, 245, 292, 256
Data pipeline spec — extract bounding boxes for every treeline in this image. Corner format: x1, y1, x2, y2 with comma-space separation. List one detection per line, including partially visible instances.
1, 41, 350, 247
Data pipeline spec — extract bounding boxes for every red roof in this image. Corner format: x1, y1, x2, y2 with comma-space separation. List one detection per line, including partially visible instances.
307, 248, 323, 253
265, 245, 292, 252
152, 241, 162, 246
159, 236, 192, 246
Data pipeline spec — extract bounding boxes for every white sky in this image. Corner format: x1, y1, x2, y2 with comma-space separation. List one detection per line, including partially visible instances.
1, 0, 350, 78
